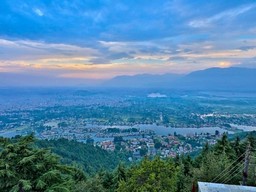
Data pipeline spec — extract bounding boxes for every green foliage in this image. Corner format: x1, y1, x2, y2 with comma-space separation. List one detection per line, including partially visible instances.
214, 134, 236, 159
36, 138, 130, 175
43, 134, 256, 191
75, 179, 107, 192
1, 133, 256, 192
194, 152, 232, 182
117, 157, 178, 192
0, 135, 85, 192
139, 146, 148, 156
153, 139, 162, 149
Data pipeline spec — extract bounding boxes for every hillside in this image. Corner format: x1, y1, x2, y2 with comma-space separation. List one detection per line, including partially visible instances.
1, 133, 256, 191
36, 138, 130, 175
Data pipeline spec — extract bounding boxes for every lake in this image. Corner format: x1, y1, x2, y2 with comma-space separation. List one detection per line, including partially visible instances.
85, 124, 233, 136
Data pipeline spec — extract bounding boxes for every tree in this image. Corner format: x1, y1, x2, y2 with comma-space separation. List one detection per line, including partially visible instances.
114, 163, 127, 182
140, 146, 148, 157
232, 136, 243, 158
194, 152, 234, 183
117, 157, 178, 192
247, 132, 256, 148
194, 142, 210, 168
113, 163, 127, 189
0, 135, 85, 192
183, 155, 193, 177
36, 138, 129, 174
214, 134, 235, 159
154, 141, 162, 149
99, 171, 115, 190
74, 178, 106, 192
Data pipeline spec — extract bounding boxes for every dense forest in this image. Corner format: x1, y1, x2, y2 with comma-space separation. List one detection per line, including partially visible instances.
1, 132, 256, 192
35, 139, 130, 175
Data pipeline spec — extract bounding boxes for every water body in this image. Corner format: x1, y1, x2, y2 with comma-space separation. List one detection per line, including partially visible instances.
0, 124, 233, 139
0, 130, 24, 138
230, 124, 256, 132
85, 124, 233, 136
79, 135, 141, 143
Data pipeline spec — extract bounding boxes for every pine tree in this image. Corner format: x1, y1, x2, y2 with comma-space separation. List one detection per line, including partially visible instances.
0, 135, 85, 192
214, 134, 236, 160
117, 157, 178, 192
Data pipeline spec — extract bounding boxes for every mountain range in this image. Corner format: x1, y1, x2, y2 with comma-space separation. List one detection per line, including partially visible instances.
172, 67, 256, 91
104, 67, 256, 91
1, 67, 256, 91
103, 73, 183, 88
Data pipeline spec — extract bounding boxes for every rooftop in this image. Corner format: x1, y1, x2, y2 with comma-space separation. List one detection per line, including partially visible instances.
198, 182, 256, 192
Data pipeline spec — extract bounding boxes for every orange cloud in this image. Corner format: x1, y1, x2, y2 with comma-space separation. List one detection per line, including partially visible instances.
218, 61, 232, 67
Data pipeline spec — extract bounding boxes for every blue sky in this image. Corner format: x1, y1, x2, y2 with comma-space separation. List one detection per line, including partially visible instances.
0, 0, 256, 79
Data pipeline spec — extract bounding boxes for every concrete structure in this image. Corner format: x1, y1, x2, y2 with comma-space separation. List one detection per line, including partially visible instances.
198, 182, 256, 192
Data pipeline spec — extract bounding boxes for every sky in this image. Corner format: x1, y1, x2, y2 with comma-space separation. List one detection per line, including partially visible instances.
0, 0, 256, 80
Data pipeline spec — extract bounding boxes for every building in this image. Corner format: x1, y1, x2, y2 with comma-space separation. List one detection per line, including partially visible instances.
198, 182, 256, 192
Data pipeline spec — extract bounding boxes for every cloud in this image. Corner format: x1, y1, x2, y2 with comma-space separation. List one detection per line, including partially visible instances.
168, 56, 188, 61
238, 46, 256, 51
33, 8, 44, 16
189, 4, 256, 28
0, 38, 98, 61
1, 35, 256, 79
1, 1, 256, 79
218, 61, 232, 68
233, 57, 256, 68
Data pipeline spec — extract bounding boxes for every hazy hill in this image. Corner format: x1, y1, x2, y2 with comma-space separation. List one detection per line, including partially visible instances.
1, 67, 256, 91
103, 73, 183, 88
104, 67, 256, 91
174, 67, 256, 91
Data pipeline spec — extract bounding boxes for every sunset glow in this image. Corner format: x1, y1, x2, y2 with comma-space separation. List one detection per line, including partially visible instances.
0, 0, 256, 81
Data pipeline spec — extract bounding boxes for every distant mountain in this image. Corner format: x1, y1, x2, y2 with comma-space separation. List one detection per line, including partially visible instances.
174, 67, 256, 91
103, 73, 183, 88
2, 67, 256, 91
103, 67, 256, 91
